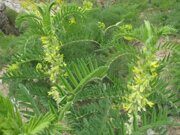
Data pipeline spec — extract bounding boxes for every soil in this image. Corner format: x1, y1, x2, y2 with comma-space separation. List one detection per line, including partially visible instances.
168, 117, 180, 135
0, 68, 8, 96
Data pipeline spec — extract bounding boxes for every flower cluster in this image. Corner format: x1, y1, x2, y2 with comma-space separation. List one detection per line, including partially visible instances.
40, 36, 66, 83
123, 46, 159, 134
83, 1, 93, 10
98, 21, 106, 30
39, 35, 66, 104
20, 0, 37, 12
119, 24, 134, 41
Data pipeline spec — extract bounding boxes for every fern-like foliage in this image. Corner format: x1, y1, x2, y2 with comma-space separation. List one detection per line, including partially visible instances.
54, 58, 108, 121
58, 58, 108, 95
133, 106, 175, 135
66, 83, 123, 135
3, 63, 46, 80
0, 93, 23, 135
0, 94, 59, 135
23, 113, 55, 135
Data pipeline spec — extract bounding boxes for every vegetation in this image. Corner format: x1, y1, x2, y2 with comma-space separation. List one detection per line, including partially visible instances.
0, 0, 179, 134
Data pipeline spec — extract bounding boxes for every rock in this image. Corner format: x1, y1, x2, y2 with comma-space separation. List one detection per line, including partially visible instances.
0, 0, 22, 13
0, 2, 19, 35
0, 2, 5, 11
5, 6, 18, 25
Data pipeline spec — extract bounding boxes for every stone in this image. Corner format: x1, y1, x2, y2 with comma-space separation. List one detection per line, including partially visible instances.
0, 1, 19, 35
0, 0, 22, 13
0, 2, 6, 11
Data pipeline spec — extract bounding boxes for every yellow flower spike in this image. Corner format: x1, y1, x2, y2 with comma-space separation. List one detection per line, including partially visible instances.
122, 23, 162, 134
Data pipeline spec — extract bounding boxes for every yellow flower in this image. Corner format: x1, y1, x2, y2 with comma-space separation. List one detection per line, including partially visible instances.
152, 72, 158, 77
124, 36, 134, 41
56, 0, 63, 4
125, 24, 132, 30
142, 47, 147, 52
83, 1, 93, 10
150, 61, 159, 68
36, 63, 43, 71
98, 21, 105, 29
48, 86, 60, 102
8, 64, 19, 71
132, 67, 141, 74
121, 24, 132, 31
69, 17, 76, 24
41, 36, 48, 44
147, 100, 154, 107
20, 0, 37, 11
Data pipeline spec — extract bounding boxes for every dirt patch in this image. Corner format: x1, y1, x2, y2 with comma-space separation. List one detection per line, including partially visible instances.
168, 117, 180, 135
0, 68, 8, 96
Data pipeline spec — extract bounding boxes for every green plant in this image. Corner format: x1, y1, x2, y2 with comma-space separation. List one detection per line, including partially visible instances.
0, 93, 60, 135
1, 1, 179, 135
0, 33, 16, 68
